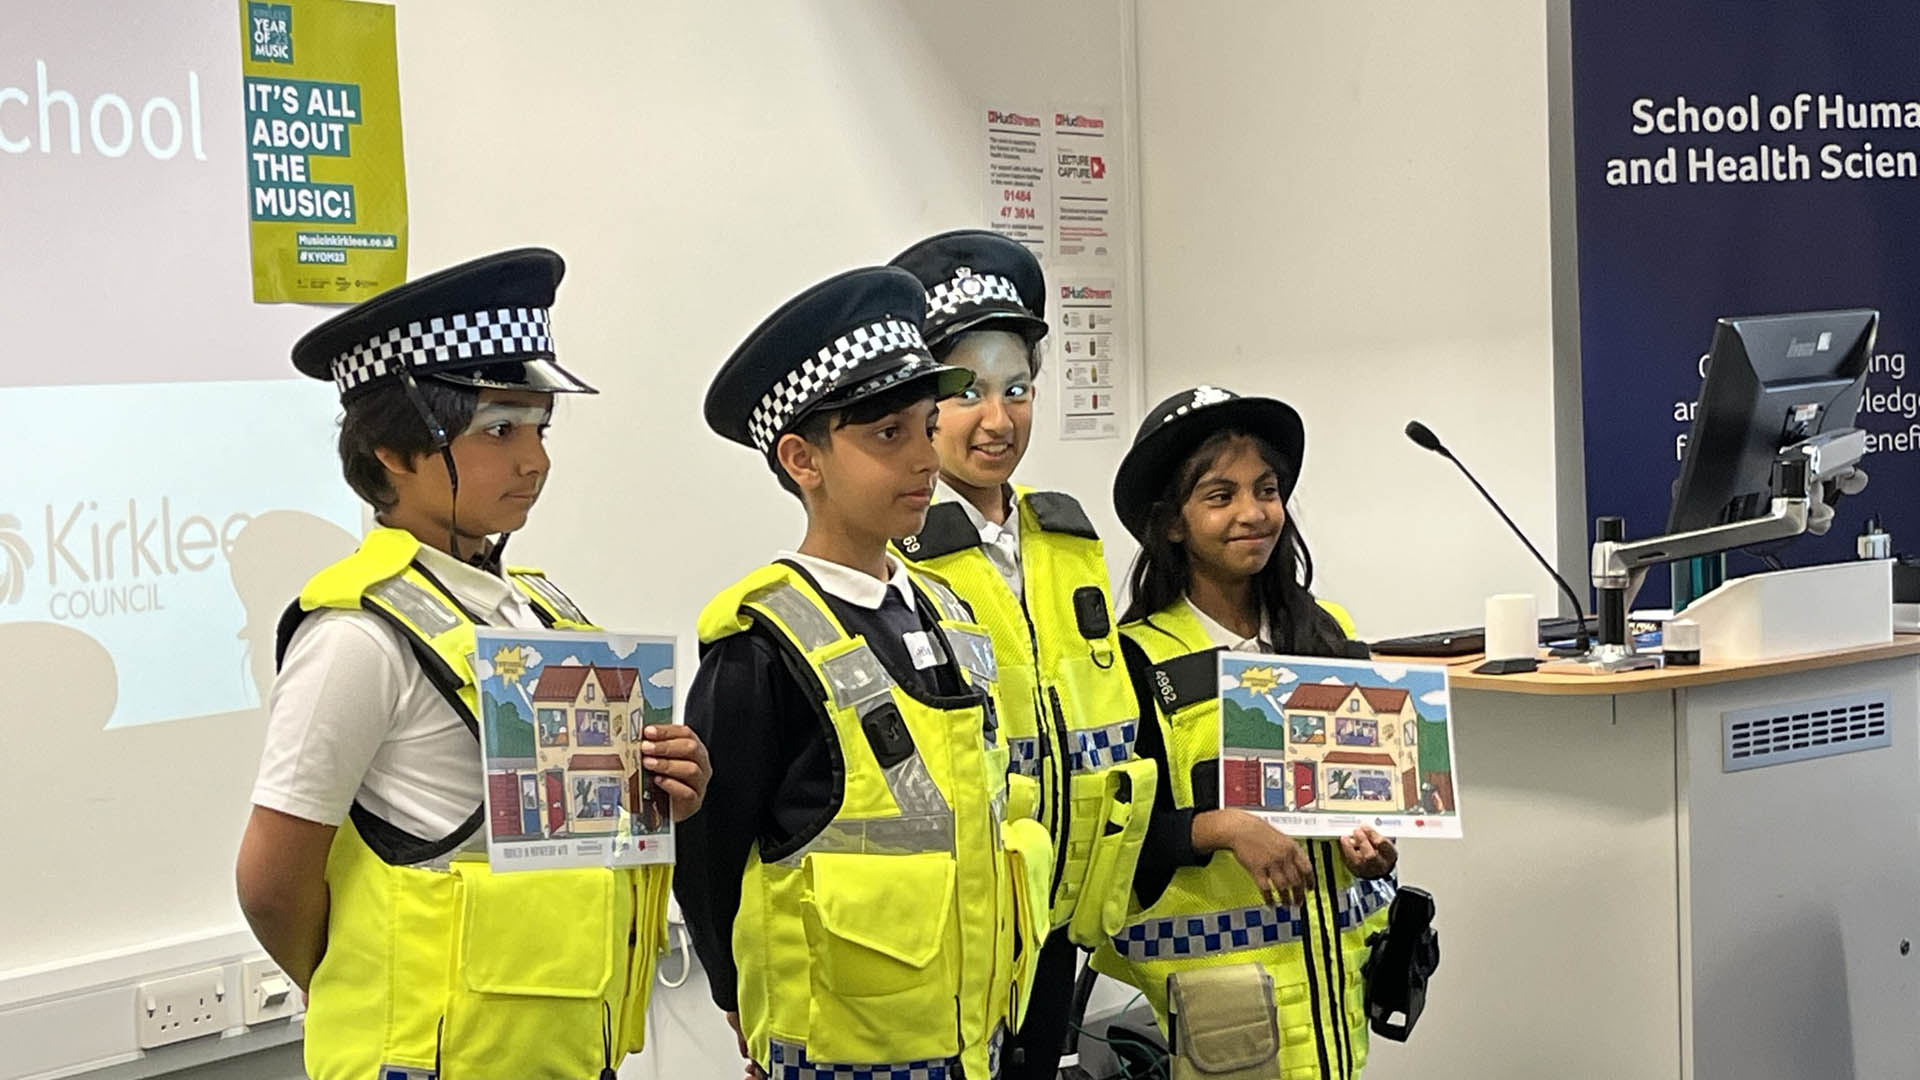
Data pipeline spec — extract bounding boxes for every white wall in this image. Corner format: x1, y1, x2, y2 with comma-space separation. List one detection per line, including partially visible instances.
1135, 0, 1560, 639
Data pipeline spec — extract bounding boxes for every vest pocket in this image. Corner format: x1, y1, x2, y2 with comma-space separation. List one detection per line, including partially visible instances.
1002, 817, 1055, 1031
801, 850, 961, 1064
620, 866, 674, 1053
1067, 758, 1157, 947
441, 863, 618, 1075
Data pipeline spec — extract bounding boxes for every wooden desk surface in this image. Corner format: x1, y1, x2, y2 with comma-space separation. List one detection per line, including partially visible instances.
1375, 634, 1920, 696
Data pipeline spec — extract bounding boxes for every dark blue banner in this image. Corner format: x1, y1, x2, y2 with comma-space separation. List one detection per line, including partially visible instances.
1572, 0, 1920, 599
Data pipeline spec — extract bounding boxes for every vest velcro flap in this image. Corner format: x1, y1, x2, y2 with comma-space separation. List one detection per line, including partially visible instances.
1169, 964, 1281, 1078
456, 864, 616, 998
806, 850, 955, 971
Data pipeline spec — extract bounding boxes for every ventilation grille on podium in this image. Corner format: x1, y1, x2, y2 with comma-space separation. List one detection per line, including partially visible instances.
1722, 690, 1892, 773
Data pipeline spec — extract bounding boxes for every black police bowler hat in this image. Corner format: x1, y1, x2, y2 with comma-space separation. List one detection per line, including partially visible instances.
706, 266, 973, 455
889, 229, 1048, 352
1113, 386, 1307, 542
291, 247, 594, 401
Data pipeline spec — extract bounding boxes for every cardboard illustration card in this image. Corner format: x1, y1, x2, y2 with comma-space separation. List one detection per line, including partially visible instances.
473, 627, 678, 871
1217, 652, 1463, 839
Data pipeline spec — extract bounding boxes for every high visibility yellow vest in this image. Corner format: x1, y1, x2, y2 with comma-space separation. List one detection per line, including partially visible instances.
896, 487, 1155, 946
278, 528, 673, 1080
1089, 598, 1393, 1080
696, 560, 1054, 1080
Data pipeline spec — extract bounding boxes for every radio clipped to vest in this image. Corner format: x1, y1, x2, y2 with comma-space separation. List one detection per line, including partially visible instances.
1361, 885, 1440, 1041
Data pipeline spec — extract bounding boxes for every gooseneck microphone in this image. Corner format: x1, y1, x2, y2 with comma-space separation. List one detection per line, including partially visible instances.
1404, 421, 1593, 652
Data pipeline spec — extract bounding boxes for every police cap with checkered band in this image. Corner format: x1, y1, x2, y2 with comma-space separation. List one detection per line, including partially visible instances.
1113, 386, 1306, 542
290, 247, 595, 401
888, 229, 1047, 352
705, 266, 974, 456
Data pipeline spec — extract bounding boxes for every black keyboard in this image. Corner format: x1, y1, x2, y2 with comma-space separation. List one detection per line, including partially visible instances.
1374, 616, 1596, 657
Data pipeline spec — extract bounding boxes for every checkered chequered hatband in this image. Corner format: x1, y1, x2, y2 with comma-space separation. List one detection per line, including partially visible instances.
746, 318, 928, 452
767, 1039, 954, 1080
927, 270, 1023, 317
331, 307, 554, 394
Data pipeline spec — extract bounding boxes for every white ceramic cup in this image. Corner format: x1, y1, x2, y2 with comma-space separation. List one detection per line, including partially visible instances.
1484, 593, 1538, 661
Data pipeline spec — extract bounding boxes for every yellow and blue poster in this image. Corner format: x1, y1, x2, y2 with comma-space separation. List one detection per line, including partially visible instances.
239, 0, 405, 302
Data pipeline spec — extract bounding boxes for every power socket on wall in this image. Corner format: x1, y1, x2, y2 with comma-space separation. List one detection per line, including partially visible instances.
134, 967, 228, 1049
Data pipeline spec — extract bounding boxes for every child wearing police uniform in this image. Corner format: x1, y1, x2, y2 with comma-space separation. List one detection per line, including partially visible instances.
236, 248, 711, 1080
888, 230, 1156, 1080
679, 266, 1055, 1080
1090, 387, 1398, 1080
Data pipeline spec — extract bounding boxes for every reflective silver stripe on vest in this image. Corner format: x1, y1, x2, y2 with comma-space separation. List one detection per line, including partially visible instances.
776, 643, 958, 868
820, 645, 894, 710
749, 582, 842, 653
944, 627, 998, 685
1108, 878, 1396, 963
917, 577, 971, 625
513, 571, 586, 624
368, 574, 461, 636
1066, 719, 1137, 772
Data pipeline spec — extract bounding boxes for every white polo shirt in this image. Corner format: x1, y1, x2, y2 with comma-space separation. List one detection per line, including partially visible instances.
779, 549, 918, 611
1189, 598, 1273, 654
250, 543, 546, 841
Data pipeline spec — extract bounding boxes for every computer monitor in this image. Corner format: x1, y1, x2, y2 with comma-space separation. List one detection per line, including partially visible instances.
1667, 309, 1877, 533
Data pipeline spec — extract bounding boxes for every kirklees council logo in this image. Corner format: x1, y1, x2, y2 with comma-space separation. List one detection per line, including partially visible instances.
249, 3, 294, 64
0, 379, 363, 728
0, 514, 30, 605
2, 496, 255, 620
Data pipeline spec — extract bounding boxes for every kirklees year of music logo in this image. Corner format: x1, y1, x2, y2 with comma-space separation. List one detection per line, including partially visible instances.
249, 3, 294, 64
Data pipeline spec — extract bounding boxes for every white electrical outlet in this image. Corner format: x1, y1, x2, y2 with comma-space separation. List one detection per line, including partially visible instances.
134, 967, 228, 1049
242, 956, 301, 1025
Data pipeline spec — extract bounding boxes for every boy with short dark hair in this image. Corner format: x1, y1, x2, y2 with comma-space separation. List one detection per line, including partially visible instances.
679, 265, 1054, 1080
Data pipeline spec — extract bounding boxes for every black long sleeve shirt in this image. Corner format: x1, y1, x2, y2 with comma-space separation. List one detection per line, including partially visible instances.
1123, 634, 1209, 910
674, 573, 967, 1011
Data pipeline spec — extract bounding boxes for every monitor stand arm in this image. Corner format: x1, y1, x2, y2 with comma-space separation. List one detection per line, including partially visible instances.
1573, 429, 1864, 672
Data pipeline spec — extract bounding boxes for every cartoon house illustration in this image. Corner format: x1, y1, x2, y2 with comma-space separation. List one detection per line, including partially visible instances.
486, 662, 668, 841
1224, 681, 1423, 814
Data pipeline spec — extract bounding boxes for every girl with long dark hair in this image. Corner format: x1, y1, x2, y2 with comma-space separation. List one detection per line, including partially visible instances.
1089, 386, 1399, 1080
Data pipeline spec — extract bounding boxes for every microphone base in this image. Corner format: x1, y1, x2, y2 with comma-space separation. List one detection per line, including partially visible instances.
1471, 657, 1539, 676
1546, 643, 1666, 676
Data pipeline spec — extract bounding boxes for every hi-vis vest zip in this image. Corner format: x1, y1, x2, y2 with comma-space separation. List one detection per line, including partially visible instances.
896, 487, 1155, 946
697, 560, 1054, 1080
274, 528, 672, 1080
1089, 598, 1394, 1080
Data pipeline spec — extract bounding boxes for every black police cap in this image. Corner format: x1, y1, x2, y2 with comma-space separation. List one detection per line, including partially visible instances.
889, 229, 1048, 352
291, 247, 594, 401
1113, 386, 1307, 542
706, 266, 973, 454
